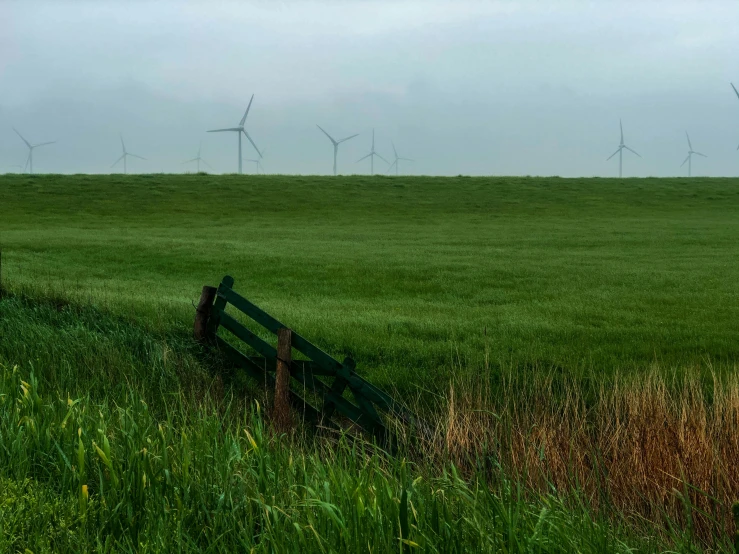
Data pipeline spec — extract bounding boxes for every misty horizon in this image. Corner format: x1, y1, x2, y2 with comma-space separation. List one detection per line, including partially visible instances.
2, 1, 739, 177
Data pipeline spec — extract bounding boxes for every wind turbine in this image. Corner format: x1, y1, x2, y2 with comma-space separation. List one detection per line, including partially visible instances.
356, 129, 389, 175
606, 119, 641, 178
316, 125, 358, 176
731, 83, 739, 150
111, 135, 146, 174
208, 94, 261, 174
13, 128, 55, 174
182, 142, 212, 173
681, 132, 706, 177
244, 149, 265, 174
386, 141, 413, 176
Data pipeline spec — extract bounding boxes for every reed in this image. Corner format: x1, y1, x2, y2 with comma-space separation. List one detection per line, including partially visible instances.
415, 367, 739, 547
1, 293, 736, 551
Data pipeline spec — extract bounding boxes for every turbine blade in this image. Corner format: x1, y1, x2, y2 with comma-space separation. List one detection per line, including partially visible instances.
239, 94, 255, 126
686, 131, 692, 150
207, 127, 241, 133
23, 154, 30, 171
356, 153, 372, 163
392, 141, 398, 159
694, 152, 707, 158
111, 155, 125, 168
201, 159, 214, 169
128, 153, 146, 160
680, 155, 689, 167
35, 141, 56, 148
316, 125, 337, 144
624, 145, 641, 158
375, 153, 390, 164
338, 133, 359, 144
13, 127, 31, 148
606, 147, 621, 161
182, 158, 199, 164
731, 82, 739, 100
619, 119, 623, 143
386, 160, 397, 174
120, 134, 126, 153
243, 130, 261, 158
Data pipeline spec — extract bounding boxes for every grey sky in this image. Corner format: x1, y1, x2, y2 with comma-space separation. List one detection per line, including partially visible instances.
2, 0, 739, 176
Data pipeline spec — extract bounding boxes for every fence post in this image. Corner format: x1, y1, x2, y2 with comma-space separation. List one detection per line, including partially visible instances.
194, 286, 217, 342
273, 327, 293, 431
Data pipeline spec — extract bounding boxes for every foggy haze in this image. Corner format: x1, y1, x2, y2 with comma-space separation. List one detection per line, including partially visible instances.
2, 0, 739, 177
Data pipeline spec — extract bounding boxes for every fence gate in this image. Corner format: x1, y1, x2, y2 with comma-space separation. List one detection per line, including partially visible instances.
195, 275, 412, 445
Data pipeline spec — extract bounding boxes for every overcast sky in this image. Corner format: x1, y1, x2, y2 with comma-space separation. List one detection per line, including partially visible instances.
2, 0, 739, 176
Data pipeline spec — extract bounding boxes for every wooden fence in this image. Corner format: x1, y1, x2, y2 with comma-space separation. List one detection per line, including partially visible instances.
195, 276, 413, 446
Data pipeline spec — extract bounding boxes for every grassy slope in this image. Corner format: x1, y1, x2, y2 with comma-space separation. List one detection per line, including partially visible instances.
0, 296, 694, 552
2, 174, 738, 388
2, 174, 736, 551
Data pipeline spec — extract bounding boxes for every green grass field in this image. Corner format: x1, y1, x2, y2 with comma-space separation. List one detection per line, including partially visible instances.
2, 174, 739, 552
2, 174, 739, 385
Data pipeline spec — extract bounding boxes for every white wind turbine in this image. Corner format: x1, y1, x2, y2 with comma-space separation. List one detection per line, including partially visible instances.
732, 83, 739, 150
317, 125, 358, 176
13, 128, 55, 174
356, 129, 389, 175
111, 135, 146, 174
244, 149, 265, 174
606, 119, 641, 178
386, 141, 413, 176
182, 142, 212, 173
681, 132, 706, 177
208, 94, 261, 174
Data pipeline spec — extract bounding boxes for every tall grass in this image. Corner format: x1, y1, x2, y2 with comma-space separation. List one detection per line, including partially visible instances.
415, 367, 739, 548
0, 365, 639, 552
0, 292, 734, 552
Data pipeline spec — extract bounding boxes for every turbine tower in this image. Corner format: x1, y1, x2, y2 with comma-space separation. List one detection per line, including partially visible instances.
13, 128, 55, 174
182, 142, 212, 173
356, 129, 389, 175
208, 94, 261, 174
606, 119, 641, 178
386, 141, 413, 176
111, 135, 146, 174
681, 132, 706, 177
244, 149, 265, 174
732, 83, 739, 150
317, 125, 358, 176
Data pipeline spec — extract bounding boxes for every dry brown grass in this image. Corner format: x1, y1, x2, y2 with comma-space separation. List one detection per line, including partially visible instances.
412, 365, 739, 547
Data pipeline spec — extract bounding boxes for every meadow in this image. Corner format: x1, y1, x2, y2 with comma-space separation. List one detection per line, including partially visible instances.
1, 173, 739, 552
2, 174, 739, 385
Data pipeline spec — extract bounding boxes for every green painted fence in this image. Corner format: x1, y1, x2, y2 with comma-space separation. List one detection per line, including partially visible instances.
198, 275, 414, 446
